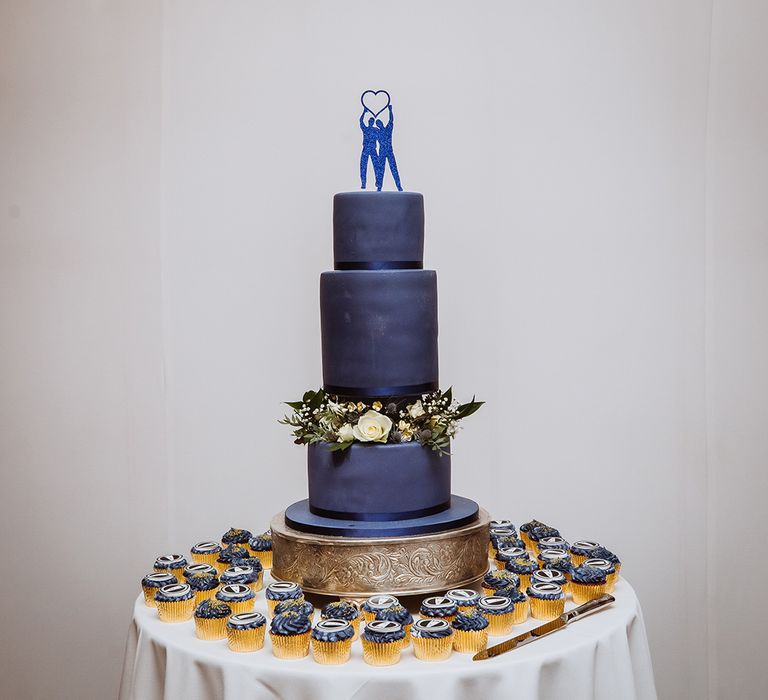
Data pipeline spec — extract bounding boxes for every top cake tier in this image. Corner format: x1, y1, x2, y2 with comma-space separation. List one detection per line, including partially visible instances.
333, 192, 424, 269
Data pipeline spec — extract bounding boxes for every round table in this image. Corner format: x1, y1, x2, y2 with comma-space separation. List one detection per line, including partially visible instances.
119, 574, 657, 700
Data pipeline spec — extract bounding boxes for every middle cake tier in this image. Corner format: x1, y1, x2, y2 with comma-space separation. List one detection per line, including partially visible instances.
320, 269, 439, 398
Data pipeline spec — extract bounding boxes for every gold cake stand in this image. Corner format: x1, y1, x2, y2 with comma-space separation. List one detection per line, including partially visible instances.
270, 508, 490, 601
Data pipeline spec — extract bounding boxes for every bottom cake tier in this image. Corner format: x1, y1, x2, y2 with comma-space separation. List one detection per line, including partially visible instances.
271, 507, 490, 599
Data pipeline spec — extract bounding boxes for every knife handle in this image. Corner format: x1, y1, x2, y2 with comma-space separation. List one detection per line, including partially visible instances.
564, 594, 615, 622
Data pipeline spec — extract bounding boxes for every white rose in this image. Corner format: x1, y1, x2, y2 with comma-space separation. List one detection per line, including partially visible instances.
352, 410, 393, 443
338, 423, 355, 442
408, 400, 425, 419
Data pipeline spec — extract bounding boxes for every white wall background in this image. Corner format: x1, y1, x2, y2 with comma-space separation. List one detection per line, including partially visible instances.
1, 1, 766, 698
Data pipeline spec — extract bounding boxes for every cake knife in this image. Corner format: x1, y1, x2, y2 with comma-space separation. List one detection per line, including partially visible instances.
472, 593, 615, 660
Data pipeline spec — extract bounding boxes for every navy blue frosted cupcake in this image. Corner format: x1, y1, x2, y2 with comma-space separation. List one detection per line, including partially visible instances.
570, 564, 609, 603
537, 535, 569, 552
321, 600, 360, 639
153, 554, 188, 582
494, 546, 528, 570
155, 582, 195, 622
528, 526, 561, 552
489, 519, 516, 531
216, 545, 250, 573
274, 599, 314, 620
187, 571, 220, 605
361, 620, 406, 666
220, 564, 263, 593
190, 541, 222, 566
221, 527, 252, 548
270, 611, 312, 659
311, 619, 355, 664
247, 532, 273, 569
477, 595, 517, 635
494, 585, 529, 623
445, 588, 481, 612
141, 572, 177, 607
265, 581, 303, 616
519, 519, 549, 549
540, 548, 574, 573
215, 583, 255, 614
584, 557, 618, 592
411, 618, 454, 661
361, 594, 399, 623
505, 556, 538, 588
183, 563, 217, 580
483, 568, 520, 595
592, 546, 621, 584
452, 610, 489, 653
527, 581, 565, 620
419, 595, 459, 622
489, 526, 517, 556
569, 540, 602, 566
375, 604, 413, 645
194, 599, 232, 639
532, 568, 568, 590
227, 611, 266, 652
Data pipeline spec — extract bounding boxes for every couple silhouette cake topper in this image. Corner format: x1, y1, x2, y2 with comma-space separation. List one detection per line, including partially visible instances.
359, 89, 402, 191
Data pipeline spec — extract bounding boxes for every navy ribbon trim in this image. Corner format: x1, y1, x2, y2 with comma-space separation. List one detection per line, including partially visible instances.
309, 501, 451, 523
323, 381, 438, 398
334, 260, 423, 270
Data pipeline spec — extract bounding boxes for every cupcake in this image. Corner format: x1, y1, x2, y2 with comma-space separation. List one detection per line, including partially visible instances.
183, 563, 217, 580
445, 588, 481, 612
519, 519, 548, 549
495, 586, 529, 624
411, 618, 453, 661
489, 527, 517, 557
528, 526, 561, 553
593, 547, 622, 579
227, 611, 266, 652
194, 599, 232, 640
570, 564, 609, 604
269, 611, 312, 659
531, 568, 568, 591
451, 610, 489, 653
477, 595, 517, 635
374, 604, 413, 646
274, 599, 315, 621
155, 583, 195, 622
321, 600, 360, 640
540, 549, 574, 579
311, 619, 354, 665
505, 556, 538, 589
221, 527, 252, 548
187, 572, 220, 605
489, 519, 516, 530
247, 532, 274, 569
220, 564, 263, 593
537, 536, 569, 553
154, 554, 187, 582
483, 568, 520, 596
361, 620, 405, 666
419, 596, 458, 622
569, 540, 602, 567
190, 541, 222, 566
141, 572, 177, 607
216, 545, 250, 574
215, 583, 256, 614
361, 594, 399, 623
494, 546, 528, 570
527, 582, 565, 620
583, 557, 617, 593
265, 581, 303, 616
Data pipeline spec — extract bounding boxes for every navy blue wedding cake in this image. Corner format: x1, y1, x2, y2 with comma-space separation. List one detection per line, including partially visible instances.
284, 192, 481, 538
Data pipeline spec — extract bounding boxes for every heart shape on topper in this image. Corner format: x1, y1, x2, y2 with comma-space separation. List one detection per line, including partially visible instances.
361, 90, 391, 118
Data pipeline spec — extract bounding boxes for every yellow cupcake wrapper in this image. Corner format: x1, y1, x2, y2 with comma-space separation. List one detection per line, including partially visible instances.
570, 553, 588, 567
311, 638, 353, 665
153, 566, 185, 583
227, 625, 266, 652
571, 581, 609, 605
252, 550, 273, 569
193, 588, 219, 607
156, 598, 195, 623
361, 638, 401, 666
214, 561, 229, 574
412, 634, 453, 661
484, 611, 515, 636
511, 602, 529, 625
488, 542, 495, 558
142, 586, 159, 607
529, 596, 565, 621
224, 598, 255, 615
195, 616, 229, 640
191, 552, 220, 567
452, 628, 489, 654
248, 572, 264, 594
270, 631, 311, 659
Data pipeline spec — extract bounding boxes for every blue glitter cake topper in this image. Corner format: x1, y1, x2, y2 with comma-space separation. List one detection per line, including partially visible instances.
359, 89, 402, 192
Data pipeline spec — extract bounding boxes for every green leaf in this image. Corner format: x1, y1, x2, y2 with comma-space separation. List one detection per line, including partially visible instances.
327, 441, 352, 452
444, 386, 453, 405
285, 401, 304, 410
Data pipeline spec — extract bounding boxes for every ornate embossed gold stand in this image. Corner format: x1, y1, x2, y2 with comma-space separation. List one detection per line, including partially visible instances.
271, 508, 490, 600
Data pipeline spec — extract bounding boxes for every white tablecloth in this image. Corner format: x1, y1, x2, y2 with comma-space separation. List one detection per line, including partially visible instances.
119, 575, 656, 700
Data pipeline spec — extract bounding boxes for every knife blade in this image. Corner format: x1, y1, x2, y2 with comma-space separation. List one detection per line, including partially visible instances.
473, 593, 615, 660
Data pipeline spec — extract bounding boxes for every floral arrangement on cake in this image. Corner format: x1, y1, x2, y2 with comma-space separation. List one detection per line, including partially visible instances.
280, 388, 482, 454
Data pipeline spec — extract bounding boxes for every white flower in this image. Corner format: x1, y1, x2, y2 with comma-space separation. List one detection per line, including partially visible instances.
338, 423, 355, 442
408, 400, 425, 419
352, 410, 392, 443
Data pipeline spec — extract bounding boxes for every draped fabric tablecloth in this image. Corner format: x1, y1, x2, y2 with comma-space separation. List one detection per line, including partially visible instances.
119, 574, 656, 700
